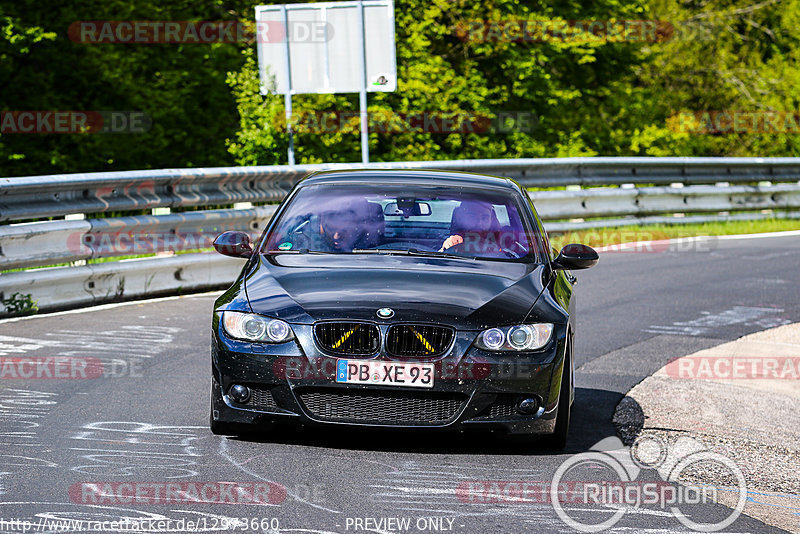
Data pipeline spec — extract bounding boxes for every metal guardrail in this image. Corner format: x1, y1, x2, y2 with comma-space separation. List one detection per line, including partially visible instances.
3, 184, 800, 272
0, 253, 244, 313
2, 157, 800, 316
0, 206, 277, 271
3, 157, 800, 222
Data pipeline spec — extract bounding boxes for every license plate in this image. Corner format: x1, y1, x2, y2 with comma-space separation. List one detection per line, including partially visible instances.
335, 360, 434, 388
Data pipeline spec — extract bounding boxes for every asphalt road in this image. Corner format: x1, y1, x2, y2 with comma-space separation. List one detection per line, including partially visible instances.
0, 233, 798, 533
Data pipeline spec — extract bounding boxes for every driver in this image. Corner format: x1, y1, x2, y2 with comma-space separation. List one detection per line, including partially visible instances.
318, 207, 362, 252
272, 199, 374, 252
440, 201, 501, 253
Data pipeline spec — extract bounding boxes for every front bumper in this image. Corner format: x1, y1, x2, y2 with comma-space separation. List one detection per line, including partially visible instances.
211, 322, 567, 435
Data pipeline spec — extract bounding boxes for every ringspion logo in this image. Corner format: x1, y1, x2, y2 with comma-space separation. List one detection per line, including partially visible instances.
550, 436, 746, 532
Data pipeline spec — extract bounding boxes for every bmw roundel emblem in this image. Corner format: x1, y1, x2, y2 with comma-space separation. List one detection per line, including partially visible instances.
376, 307, 394, 319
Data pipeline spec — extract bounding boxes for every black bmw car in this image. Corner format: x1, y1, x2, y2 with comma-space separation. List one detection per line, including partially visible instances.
210, 170, 597, 448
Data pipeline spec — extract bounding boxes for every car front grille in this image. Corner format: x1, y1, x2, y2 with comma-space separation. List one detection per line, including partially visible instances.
249, 386, 279, 411
297, 388, 466, 425
472, 395, 521, 420
386, 324, 454, 357
315, 322, 380, 356
229, 385, 279, 412
486, 398, 518, 418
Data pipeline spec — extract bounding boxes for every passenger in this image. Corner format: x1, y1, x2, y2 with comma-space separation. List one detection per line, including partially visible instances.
440, 201, 502, 254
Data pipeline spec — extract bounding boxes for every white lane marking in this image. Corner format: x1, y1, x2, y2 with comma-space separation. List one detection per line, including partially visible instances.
70, 421, 205, 479
0, 291, 221, 325
590, 229, 800, 254
0, 389, 60, 499
363, 459, 401, 472
0, 326, 180, 359
217, 438, 341, 514
717, 229, 800, 240
594, 236, 714, 253
0, 336, 62, 356
0, 455, 57, 468
369, 485, 455, 496
644, 306, 789, 337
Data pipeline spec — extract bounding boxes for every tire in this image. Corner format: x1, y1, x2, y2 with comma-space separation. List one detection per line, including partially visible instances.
542, 334, 572, 450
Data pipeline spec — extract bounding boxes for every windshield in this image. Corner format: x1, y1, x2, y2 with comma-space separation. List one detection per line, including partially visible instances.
261, 182, 541, 261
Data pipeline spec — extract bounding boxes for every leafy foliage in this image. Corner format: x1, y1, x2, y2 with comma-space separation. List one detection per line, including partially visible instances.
1, 292, 38, 315
2, 0, 799, 176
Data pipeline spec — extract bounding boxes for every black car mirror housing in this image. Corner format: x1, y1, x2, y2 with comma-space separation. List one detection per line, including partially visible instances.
213, 231, 253, 258
552, 243, 598, 270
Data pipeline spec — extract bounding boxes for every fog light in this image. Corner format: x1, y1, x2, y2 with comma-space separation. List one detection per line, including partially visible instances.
517, 397, 539, 414
229, 384, 251, 403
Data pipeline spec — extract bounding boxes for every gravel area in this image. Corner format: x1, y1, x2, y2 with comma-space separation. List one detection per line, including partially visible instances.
613, 323, 800, 532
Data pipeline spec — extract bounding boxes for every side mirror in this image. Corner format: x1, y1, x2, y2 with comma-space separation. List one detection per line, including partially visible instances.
213, 231, 253, 258
553, 243, 598, 270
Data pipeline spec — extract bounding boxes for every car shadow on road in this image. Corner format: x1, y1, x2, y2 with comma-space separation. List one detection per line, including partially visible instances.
226, 387, 637, 456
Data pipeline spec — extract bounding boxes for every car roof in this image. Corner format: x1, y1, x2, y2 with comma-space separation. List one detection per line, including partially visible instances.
299, 169, 519, 190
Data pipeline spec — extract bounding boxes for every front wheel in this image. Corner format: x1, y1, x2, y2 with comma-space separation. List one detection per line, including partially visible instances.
541, 335, 572, 450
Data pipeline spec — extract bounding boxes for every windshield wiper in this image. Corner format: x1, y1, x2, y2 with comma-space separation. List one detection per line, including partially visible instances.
409, 248, 477, 259
351, 248, 411, 255
351, 248, 474, 259
265, 249, 332, 254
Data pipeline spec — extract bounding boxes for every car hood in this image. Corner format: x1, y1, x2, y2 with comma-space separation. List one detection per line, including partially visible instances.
245, 254, 547, 330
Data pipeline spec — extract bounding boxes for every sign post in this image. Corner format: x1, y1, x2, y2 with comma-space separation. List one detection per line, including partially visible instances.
255, 0, 397, 164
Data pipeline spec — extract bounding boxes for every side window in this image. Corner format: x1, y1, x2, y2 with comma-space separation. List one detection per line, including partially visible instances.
541, 228, 553, 261
527, 197, 551, 262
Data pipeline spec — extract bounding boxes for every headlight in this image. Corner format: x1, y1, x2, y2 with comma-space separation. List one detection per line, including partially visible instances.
222, 311, 294, 343
475, 323, 553, 351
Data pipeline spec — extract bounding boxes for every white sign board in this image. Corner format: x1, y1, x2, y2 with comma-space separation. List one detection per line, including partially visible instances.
256, 0, 397, 95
